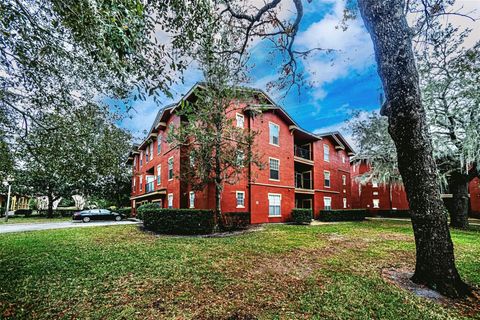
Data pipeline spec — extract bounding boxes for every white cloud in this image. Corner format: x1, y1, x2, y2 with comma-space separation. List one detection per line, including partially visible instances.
295, 0, 375, 101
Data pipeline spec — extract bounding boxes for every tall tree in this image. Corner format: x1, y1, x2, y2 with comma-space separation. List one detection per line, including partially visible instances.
418, 23, 480, 229
15, 104, 132, 217
168, 28, 261, 229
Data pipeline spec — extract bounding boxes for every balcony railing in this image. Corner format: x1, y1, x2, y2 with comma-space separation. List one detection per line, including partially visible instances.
294, 145, 311, 160
145, 181, 155, 193
295, 173, 312, 189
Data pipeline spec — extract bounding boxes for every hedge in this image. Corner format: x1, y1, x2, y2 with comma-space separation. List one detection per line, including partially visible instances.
117, 207, 132, 218
222, 212, 250, 231
139, 207, 215, 235
291, 208, 312, 224
136, 203, 161, 221
369, 209, 411, 218
318, 209, 366, 222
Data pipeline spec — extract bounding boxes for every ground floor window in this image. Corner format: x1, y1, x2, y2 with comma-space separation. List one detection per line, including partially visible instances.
268, 194, 281, 217
236, 191, 245, 208
343, 198, 347, 208
168, 194, 173, 208
324, 197, 332, 210
189, 191, 195, 208
373, 199, 380, 208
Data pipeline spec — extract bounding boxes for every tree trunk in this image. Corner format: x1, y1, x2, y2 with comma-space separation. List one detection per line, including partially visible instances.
448, 172, 470, 229
47, 193, 54, 218
358, 0, 470, 297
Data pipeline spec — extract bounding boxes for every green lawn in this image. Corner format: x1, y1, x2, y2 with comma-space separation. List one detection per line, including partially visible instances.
0, 216, 71, 224
0, 221, 478, 319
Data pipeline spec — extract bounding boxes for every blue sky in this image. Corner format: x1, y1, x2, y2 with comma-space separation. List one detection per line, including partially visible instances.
117, 0, 479, 146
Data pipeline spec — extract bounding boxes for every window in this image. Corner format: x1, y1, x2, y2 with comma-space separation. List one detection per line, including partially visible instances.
157, 165, 161, 185
342, 155, 346, 164
146, 146, 150, 162
150, 143, 154, 160
269, 158, 280, 180
269, 122, 280, 146
133, 156, 136, 167
140, 175, 143, 191
140, 151, 143, 167
373, 191, 378, 196
189, 191, 195, 208
372, 179, 378, 188
324, 197, 332, 210
342, 175, 346, 186
236, 191, 245, 208
373, 199, 380, 208
168, 157, 174, 180
343, 198, 347, 209
168, 194, 173, 208
323, 144, 330, 162
157, 135, 162, 155
236, 113, 244, 128
236, 150, 244, 167
268, 194, 281, 217
324, 171, 331, 188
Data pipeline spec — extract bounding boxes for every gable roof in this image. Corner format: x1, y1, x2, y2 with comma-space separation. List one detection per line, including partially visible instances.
132, 82, 355, 155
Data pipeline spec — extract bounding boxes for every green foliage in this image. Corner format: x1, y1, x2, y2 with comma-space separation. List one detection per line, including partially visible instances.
141, 208, 215, 235
58, 197, 75, 207
318, 209, 366, 222
369, 210, 411, 219
136, 202, 161, 221
291, 208, 312, 224
117, 207, 132, 218
221, 212, 250, 231
28, 198, 37, 211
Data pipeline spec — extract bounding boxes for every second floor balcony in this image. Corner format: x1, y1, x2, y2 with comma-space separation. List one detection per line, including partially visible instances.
295, 172, 312, 190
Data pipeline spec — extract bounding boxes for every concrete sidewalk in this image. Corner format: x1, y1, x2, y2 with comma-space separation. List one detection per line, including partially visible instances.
0, 220, 141, 234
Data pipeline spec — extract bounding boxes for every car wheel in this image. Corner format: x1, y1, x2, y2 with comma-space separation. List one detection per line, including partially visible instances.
82, 216, 90, 223
115, 215, 122, 221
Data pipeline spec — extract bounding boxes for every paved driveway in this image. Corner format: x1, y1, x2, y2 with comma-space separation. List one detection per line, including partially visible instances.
0, 220, 141, 234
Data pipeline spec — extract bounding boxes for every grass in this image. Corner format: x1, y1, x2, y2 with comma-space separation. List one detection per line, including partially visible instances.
0, 220, 478, 319
0, 215, 71, 224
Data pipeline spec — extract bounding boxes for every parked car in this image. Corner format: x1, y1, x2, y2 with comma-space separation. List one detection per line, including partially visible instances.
72, 209, 125, 223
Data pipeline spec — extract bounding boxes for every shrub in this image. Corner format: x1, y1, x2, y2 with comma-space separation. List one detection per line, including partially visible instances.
291, 208, 312, 224
318, 209, 366, 222
136, 203, 161, 221
141, 208, 215, 235
14, 209, 33, 216
370, 209, 411, 218
117, 207, 132, 218
222, 212, 250, 231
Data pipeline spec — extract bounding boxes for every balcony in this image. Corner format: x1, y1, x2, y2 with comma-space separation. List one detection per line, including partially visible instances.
145, 181, 155, 193
295, 172, 313, 194
294, 145, 313, 165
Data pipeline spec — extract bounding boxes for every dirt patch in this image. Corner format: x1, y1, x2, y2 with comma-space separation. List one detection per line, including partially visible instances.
382, 267, 480, 317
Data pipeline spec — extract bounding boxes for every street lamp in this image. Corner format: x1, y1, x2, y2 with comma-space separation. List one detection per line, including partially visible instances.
3, 176, 14, 222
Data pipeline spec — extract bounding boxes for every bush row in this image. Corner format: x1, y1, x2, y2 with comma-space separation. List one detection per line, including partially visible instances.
291, 209, 312, 224
222, 212, 250, 231
368, 209, 411, 218
318, 209, 366, 222
139, 206, 215, 235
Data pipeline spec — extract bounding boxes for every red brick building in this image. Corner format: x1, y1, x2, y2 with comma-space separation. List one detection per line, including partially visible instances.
126, 83, 355, 223
351, 158, 480, 218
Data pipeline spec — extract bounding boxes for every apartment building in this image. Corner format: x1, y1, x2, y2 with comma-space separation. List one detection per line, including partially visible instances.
126, 83, 355, 223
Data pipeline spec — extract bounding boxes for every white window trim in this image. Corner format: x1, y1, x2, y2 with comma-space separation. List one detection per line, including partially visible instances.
373, 199, 380, 208
139, 176, 143, 191
189, 191, 195, 208
323, 144, 330, 162
268, 193, 282, 217
342, 175, 346, 186
372, 179, 379, 188
236, 191, 245, 208
168, 193, 174, 208
323, 196, 332, 210
157, 135, 162, 155
343, 198, 347, 209
236, 150, 245, 167
236, 113, 245, 128
168, 157, 174, 181
157, 165, 161, 185
268, 121, 280, 147
269, 157, 280, 181
324, 170, 331, 189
